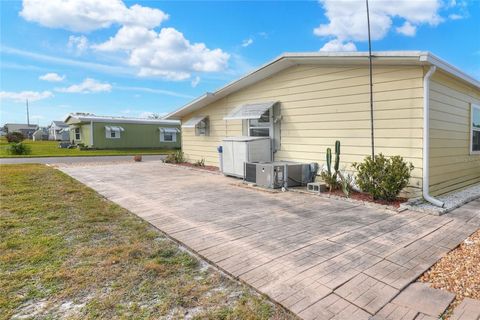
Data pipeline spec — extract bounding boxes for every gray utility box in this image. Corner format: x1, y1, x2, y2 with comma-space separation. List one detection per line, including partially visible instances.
245, 161, 313, 189
222, 136, 272, 178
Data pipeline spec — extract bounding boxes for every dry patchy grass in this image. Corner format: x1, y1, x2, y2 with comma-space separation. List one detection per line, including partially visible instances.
0, 164, 295, 320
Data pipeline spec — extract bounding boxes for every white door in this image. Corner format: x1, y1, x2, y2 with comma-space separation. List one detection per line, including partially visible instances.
222, 140, 235, 175
233, 141, 247, 177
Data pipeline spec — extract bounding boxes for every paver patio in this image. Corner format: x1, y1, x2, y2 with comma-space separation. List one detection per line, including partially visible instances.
58, 161, 480, 319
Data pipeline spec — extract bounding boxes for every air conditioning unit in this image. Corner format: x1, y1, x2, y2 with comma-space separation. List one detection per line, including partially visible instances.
244, 161, 316, 189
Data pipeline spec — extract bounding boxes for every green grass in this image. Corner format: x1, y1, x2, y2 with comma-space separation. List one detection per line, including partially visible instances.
0, 164, 295, 319
0, 139, 174, 158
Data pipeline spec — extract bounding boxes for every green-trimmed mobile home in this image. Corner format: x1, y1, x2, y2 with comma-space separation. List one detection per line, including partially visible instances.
64, 114, 181, 149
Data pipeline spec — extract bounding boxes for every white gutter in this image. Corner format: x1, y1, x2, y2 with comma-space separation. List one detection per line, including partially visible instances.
423, 66, 444, 208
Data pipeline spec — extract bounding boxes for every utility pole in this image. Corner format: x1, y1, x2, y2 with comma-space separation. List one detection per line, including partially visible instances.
366, 0, 375, 158
26, 99, 30, 125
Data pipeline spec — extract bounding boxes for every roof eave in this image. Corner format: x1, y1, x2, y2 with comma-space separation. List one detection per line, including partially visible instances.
422, 52, 480, 88
165, 51, 480, 120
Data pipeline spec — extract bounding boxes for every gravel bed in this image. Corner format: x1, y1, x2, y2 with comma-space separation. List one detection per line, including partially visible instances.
419, 228, 480, 318
400, 183, 480, 215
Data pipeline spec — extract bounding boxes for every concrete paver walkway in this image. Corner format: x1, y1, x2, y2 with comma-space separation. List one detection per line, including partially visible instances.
58, 161, 480, 319
0, 154, 166, 165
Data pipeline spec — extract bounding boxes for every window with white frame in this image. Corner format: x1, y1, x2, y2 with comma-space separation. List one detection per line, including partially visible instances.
248, 109, 271, 137
195, 117, 209, 136
160, 128, 178, 142
74, 128, 81, 140
105, 126, 123, 139
472, 104, 480, 153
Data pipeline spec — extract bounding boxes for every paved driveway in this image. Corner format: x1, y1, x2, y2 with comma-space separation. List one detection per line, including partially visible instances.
59, 161, 480, 319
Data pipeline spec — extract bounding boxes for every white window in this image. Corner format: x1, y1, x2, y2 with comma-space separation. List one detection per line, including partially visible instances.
105, 126, 123, 139
195, 117, 209, 136
160, 127, 179, 142
471, 104, 480, 154
163, 132, 173, 141
74, 128, 81, 140
248, 109, 272, 137
182, 116, 209, 136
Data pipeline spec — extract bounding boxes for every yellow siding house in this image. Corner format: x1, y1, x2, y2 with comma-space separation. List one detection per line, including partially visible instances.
166, 52, 480, 202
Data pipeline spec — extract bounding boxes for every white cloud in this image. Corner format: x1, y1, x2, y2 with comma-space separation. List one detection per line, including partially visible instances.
257, 32, 268, 39
241, 38, 253, 47
320, 39, 357, 52
20, 0, 168, 32
114, 85, 194, 98
0, 90, 53, 102
92, 26, 155, 51
191, 76, 200, 88
20, 0, 230, 81
448, 13, 464, 20
314, 0, 443, 47
39, 72, 65, 82
56, 78, 112, 93
94, 26, 229, 80
3, 46, 132, 76
396, 21, 416, 36
67, 35, 89, 55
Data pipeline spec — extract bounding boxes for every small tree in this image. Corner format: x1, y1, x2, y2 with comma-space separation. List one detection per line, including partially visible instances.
148, 113, 163, 119
6, 132, 25, 143
352, 154, 413, 201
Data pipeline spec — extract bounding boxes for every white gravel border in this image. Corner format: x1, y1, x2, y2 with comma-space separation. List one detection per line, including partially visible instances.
400, 183, 480, 215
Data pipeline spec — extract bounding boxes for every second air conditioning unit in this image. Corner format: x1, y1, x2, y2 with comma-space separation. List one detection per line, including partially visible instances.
244, 161, 317, 189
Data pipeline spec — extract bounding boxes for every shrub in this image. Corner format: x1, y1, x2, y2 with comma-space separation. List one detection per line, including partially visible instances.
193, 158, 205, 167
164, 150, 185, 164
352, 153, 414, 201
8, 142, 31, 155
339, 171, 354, 197
6, 132, 25, 143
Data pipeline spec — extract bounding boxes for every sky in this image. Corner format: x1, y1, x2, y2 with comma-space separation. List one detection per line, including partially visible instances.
1, 0, 479, 127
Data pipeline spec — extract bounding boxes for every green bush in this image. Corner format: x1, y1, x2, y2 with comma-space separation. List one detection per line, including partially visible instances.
164, 150, 185, 164
6, 132, 25, 143
8, 142, 31, 155
352, 153, 413, 201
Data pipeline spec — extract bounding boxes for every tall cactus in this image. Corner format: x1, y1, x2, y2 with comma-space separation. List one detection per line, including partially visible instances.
326, 148, 332, 176
323, 141, 341, 192
334, 140, 340, 174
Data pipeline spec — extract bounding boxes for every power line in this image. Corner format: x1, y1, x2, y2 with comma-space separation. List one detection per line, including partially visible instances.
366, 0, 375, 158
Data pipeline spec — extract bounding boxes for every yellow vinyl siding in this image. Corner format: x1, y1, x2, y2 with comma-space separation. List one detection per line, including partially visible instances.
181, 64, 424, 197
429, 70, 480, 195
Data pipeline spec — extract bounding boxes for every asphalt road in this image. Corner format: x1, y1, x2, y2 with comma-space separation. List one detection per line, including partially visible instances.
0, 154, 167, 165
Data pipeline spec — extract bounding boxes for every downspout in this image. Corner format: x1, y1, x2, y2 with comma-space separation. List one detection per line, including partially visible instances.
423, 66, 444, 207
90, 121, 94, 147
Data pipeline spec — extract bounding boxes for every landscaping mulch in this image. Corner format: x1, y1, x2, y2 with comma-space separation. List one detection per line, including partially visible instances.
327, 189, 408, 208
175, 162, 219, 172
419, 228, 480, 318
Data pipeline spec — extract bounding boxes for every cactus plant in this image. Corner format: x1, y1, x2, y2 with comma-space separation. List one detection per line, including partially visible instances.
334, 140, 340, 173
321, 140, 342, 192
326, 148, 332, 176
